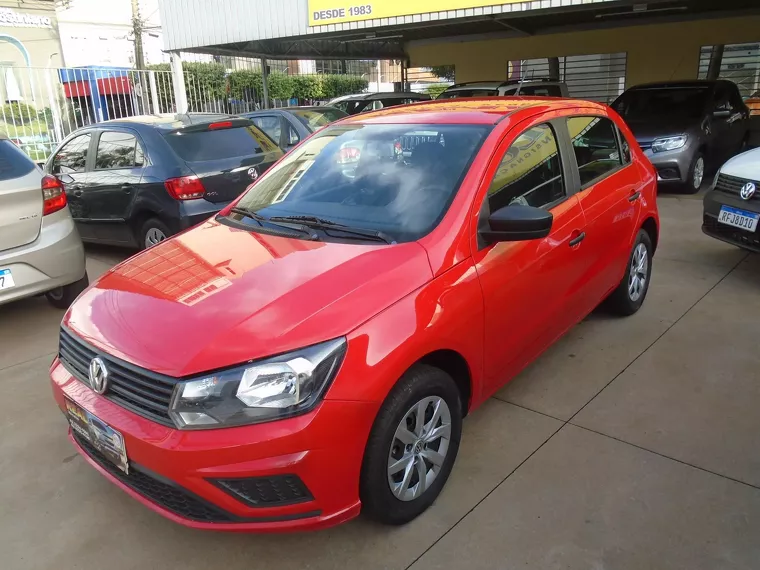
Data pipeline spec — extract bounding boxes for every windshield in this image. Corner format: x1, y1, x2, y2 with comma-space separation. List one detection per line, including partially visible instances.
612, 87, 710, 120
438, 89, 500, 99
230, 123, 490, 243
288, 108, 348, 131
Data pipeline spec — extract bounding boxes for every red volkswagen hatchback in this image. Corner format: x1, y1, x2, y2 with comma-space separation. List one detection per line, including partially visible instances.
51, 98, 659, 532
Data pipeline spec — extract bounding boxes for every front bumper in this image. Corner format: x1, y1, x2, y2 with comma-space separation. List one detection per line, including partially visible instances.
702, 188, 760, 252
643, 147, 694, 184
0, 207, 86, 306
50, 358, 377, 532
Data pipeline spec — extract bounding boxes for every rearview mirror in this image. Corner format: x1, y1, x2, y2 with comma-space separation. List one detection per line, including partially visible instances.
713, 109, 731, 118
480, 204, 553, 244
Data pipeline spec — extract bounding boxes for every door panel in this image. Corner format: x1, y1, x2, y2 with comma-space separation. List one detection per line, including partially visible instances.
85, 130, 144, 243
567, 116, 639, 311
472, 121, 590, 397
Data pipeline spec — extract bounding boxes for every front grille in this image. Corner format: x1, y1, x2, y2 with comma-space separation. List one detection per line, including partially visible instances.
73, 432, 236, 523
58, 328, 178, 427
212, 475, 313, 508
703, 214, 760, 252
715, 173, 759, 199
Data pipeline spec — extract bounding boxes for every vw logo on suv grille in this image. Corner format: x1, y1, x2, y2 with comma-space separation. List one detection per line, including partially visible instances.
739, 182, 756, 200
88, 357, 110, 395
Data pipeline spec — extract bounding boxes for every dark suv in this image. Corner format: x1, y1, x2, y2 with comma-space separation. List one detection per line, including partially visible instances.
45, 114, 283, 249
611, 80, 749, 193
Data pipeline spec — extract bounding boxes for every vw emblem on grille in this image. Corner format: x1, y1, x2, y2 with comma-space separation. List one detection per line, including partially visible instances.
88, 357, 110, 395
247, 167, 258, 181
740, 182, 756, 201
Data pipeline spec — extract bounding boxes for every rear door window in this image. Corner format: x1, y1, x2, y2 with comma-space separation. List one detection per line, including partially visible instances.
567, 116, 623, 187
52, 133, 91, 174
518, 85, 563, 97
0, 140, 35, 180
95, 131, 144, 169
164, 126, 281, 162
488, 123, 565, 211
250, 116, 282, 144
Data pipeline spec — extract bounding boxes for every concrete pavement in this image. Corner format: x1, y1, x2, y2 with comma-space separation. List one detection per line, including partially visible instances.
1, 195, 758, 570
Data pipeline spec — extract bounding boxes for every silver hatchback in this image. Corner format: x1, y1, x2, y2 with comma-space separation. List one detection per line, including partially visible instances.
0, 136, 87, 308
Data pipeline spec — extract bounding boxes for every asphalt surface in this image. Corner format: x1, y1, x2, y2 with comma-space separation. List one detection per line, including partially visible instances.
1, 193, 759, 570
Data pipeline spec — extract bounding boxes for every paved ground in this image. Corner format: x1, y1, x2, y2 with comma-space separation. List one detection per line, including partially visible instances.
1, 194, 759, 570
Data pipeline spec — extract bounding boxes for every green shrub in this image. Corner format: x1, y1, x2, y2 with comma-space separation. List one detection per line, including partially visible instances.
425, 84, 449, 99
2, 102, 38, 125
322, 74, 368, 99
292, 75, 325, 100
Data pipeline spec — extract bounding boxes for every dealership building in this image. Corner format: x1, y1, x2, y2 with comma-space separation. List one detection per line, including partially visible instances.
158, 0, 760, 104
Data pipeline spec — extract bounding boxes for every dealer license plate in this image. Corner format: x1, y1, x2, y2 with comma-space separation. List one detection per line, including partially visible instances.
0, 268, 15, 290
66, 399, 129, 474
718, 206, 759, 232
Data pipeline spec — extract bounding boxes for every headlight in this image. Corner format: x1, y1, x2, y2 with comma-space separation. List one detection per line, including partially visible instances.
169, 338, 346, 430
651, 135, 687, 153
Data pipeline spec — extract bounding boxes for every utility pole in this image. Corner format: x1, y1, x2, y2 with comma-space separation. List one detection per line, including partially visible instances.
131, 0, 145, 69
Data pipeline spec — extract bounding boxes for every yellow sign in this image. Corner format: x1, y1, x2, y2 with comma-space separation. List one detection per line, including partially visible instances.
309, 0, 524, 26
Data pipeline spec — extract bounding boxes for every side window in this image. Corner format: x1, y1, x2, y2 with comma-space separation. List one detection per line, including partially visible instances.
713, 85, 731, 111
251, 116, 282, 144
567, 116, 623, 187
728, 85, 744, 111
95, 131, 142, 169
488, 123, 565, 212
519, 86, 561, 97
617, 127, 632, 164
52, 133, 91, 174
287, 124, 300, 146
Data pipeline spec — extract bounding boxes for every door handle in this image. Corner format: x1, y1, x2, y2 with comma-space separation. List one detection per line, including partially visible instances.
569, 231, 586, 247
72, 189, 84, 197
121, 184, 133, 193
628, 190, 641, 202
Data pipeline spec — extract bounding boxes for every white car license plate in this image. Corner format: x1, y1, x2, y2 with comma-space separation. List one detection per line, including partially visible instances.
0, 268, 15, 290
717, 206, 759, 232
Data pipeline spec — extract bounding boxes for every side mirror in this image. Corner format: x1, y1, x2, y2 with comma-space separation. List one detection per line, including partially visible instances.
713, 109, 731, 118
480, 204, 553, 244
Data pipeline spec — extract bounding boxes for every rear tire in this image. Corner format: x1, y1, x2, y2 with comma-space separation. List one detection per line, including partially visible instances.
46, 273, 89, 309
684, 152, 705, 194
360, 364, 462, 525
604, 230, 652, 316
139, 218, 172, 250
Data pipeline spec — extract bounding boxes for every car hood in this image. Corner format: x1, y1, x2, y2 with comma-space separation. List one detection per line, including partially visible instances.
720, 147, 760, 180
623, 118, 699, 144
64, 219, 432, 377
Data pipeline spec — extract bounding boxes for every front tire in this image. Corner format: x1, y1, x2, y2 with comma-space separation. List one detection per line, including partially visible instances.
684, 152, 705, 194
604, 230, 653, 316
360, 364, 462, 525
46, 273, 89, 309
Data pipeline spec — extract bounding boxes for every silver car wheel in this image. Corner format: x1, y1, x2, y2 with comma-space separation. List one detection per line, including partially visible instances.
387, 396, 451, 502
692, 156, 704, 189
145, 227, 167, 248
628, 242, 649, 302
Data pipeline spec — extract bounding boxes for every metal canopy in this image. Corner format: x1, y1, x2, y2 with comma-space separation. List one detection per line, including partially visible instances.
176, 0, 758, 60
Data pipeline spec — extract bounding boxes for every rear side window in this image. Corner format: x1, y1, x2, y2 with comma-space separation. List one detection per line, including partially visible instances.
164, 126, 282, 162
250, 116, 282, 144
95, 131, 144, 169
0, 140, 35, 180
439, 89, 499, 99
518, 85, 563, 97
488, 123, 565, 211
52, 133, 91, 174
567, 116, 623, 187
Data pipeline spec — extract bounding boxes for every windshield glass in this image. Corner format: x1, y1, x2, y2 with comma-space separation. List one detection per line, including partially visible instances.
612, 87, 710, 120
288, 107, 348, 131
231, 123, 490, 242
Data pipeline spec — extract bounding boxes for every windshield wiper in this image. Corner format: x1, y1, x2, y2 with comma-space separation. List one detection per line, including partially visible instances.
228, 208, 318, 240
268, 215, 395, 244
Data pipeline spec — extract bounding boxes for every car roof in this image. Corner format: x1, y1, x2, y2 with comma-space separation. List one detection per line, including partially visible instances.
626, 80, 724, 91
445, 79, 564, 91
337, 91, 430, 101
101, 113, 236, 130
342, 97, 608, 125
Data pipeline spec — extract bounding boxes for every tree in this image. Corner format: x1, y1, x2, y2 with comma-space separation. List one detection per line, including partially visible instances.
428, 65, 455, 82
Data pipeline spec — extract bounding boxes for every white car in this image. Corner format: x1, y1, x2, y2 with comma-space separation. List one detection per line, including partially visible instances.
437, 79, 570, 99
702, 146, 760, 252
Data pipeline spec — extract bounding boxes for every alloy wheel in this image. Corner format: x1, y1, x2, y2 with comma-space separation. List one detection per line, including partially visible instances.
387, 396, 452, 502
692, 156, 704, 190
628, 242, 649, 302
145, 228, 167, 248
